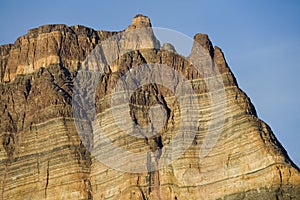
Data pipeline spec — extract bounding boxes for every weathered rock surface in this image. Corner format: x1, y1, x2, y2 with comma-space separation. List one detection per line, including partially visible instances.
0, 14, 299, 200
1, 24, 117, 82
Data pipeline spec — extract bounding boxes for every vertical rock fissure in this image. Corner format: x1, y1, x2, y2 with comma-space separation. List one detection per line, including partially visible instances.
45, 160, 50, 199
276, 166, 284, 199
139, 187, 147, 200
24, 78, 31, 100
155, 135, 163, 160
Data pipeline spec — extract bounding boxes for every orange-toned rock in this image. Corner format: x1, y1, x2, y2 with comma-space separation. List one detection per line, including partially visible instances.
0, 15, 299, 200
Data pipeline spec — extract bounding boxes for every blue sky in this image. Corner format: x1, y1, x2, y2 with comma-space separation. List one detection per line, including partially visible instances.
1, 0, 299, 167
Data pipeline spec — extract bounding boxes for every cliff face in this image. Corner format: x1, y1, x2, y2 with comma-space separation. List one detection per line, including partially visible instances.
0, 24, 117, 83
0, 15, 299, 200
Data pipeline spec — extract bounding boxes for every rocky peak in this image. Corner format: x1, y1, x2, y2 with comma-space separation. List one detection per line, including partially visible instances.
160, 42, 176, 52
127, 14, 152, 29
27, 24, 70, 36
26, 24, 100, 38
194, 33, 214, 58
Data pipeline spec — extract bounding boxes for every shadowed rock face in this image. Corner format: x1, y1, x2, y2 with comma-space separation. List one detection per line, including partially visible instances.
0, 15, 299, 200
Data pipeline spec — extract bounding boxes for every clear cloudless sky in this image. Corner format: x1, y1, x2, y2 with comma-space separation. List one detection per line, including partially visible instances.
1, 0, 299, 167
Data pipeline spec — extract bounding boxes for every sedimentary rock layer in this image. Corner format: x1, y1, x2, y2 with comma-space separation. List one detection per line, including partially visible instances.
0, 14, 299, 200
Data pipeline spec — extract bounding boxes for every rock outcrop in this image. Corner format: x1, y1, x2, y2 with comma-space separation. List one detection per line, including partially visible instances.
1, 24, 117, 82
0, 14, 299, 200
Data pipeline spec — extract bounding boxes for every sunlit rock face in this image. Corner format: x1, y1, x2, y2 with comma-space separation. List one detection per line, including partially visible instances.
0, 15, 299, 200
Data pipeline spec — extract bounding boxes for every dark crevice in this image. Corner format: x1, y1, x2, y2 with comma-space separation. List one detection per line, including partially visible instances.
276, 166, 284, 199
139, 187, 147, 200
25, 78, 31, 99
137, 50, 147, 64
45, 160, 50, 199
21, 112, 26, 131
2, 133, 15, 158
7, 112, 17, 133
154, 135, 163, 160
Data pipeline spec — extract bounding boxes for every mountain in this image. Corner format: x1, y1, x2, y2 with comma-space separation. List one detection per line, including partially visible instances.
0, 14, 299, 200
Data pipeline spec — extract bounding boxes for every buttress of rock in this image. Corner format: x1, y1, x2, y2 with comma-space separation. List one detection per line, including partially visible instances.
193, 33, 214, 58
189, 33, 234, 77
125, 14, 160, 51
89, 14, 160, 73
127, 14, 152, 29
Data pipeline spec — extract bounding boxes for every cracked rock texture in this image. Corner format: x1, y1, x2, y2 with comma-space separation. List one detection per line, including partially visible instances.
0, 14, 300, 199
